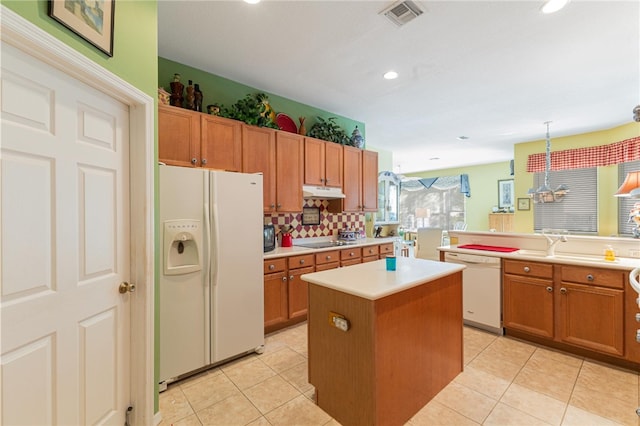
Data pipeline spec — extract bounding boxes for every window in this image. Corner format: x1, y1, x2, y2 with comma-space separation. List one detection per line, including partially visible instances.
618, 160, 640, 236
533, 168, 597, 234
399, 176, 466, 231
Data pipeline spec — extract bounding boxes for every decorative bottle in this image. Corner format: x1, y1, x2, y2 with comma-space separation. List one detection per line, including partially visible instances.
298, 117, 306, 136
185, 80, 195, 110
194, 84, 203, 112
169, 73, 184, 107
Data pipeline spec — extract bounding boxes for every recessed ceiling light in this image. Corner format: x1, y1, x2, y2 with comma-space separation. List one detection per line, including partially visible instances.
541, 0, 569, 14
244, 0, 261, 4
457, 136, 469, 140
383, 71, 398, 80
429, 157, 440, 161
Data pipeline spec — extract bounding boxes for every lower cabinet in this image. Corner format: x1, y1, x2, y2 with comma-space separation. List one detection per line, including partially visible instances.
263, 258, 288, 329
288, 255, 315, 320
503, 259, 628, 362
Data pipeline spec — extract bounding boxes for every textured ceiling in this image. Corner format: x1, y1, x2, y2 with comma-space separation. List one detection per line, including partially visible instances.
158, 1, 640, 173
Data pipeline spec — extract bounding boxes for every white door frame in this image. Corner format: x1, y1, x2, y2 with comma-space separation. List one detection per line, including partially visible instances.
1, 7, 155, 424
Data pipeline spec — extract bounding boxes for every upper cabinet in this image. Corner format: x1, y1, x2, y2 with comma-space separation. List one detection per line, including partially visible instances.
159, 105, 242, 171
158, 105, 200, 168
343, 146, 378, 212
275, 132, 304, 213
304, 137, 343, 188
242, 125, 277, 212
201, 114, 242, 172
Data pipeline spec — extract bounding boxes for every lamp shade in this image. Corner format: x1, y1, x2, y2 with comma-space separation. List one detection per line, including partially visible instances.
615, 171, 640, 197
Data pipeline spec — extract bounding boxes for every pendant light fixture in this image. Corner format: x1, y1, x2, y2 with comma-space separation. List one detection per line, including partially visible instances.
528, 121, 569, 203
614, 170, 640, 197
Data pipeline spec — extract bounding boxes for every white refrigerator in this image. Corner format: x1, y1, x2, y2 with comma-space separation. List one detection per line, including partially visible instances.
159, 165, 264, 385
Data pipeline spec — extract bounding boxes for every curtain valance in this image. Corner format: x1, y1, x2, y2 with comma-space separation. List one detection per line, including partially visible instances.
526, 136, 640, 173
400, 174, 471, 197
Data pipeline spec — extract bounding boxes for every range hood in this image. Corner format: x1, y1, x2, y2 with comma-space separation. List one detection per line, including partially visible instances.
302, 185, 346, 199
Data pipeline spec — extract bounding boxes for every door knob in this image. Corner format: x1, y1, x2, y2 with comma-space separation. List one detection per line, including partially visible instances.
119, 282, 136, 294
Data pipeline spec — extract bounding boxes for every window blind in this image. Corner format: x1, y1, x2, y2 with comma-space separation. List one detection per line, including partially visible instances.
533, 168, 597, 233
618, 160, 640, 236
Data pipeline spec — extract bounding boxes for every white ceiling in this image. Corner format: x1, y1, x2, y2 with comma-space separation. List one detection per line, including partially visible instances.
158, 0, 639, 173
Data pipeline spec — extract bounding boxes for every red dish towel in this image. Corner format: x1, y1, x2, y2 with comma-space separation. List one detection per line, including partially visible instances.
457, 244, 519, 252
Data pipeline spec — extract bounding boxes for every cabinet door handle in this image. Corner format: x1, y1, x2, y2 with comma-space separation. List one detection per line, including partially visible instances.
560, 287, 567, 294
270, 204, 275, 208
523, 266, 531, 273
191, 158, 198, 164
269, 264, 275, 270
201, 158, 208, 165
546, 286, 553, 293
282, 276, 287, 282
290, 275, 294, 280
277, 203, 282, 208
325, 178, 329, 184
586, 274, 594, 281
326, 255, 332, 260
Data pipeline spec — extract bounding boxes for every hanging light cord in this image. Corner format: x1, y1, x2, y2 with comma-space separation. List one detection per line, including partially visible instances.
544, 121, 552, 188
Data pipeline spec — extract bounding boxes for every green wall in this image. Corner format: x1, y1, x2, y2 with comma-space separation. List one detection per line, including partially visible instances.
404, 162, 514, 232
2, 0, 160, 412
158, 56, 366, 141
513, 122, 640, 235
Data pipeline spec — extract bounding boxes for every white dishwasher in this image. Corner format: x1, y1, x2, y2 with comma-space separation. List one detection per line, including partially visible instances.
444, 252, 503, 334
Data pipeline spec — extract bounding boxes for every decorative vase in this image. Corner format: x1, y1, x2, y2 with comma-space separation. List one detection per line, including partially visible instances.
185, 80, 195, 110
351, 126, 364, 148
298, 117, 306, 136
169, 73, 184, 107
194, 83, 203, 112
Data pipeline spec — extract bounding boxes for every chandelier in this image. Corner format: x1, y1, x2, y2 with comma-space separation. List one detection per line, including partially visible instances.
528, 122, 569, 203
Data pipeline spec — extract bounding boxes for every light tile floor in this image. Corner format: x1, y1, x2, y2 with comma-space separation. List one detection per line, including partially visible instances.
159, 323, 640, 426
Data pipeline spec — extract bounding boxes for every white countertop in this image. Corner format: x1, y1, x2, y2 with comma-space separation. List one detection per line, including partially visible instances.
301, 257, 465, 300
264, 237, 397, 260
439, 245, 640, 271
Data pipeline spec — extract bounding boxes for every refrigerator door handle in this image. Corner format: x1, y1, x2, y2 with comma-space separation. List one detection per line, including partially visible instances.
210, 202, 220, 287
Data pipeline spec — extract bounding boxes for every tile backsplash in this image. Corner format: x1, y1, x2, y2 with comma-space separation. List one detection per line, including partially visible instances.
264, 199, 364, 239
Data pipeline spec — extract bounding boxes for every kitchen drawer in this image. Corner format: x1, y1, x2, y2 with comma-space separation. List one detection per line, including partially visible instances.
341, 258, 361, 267
264, 257, 287, 274
288, 254, 315, 270
362, 255, 378, 263
316, 250, 340, 265
340, 247, 362, 261
560, 265, 624, 289
503, 259, 553, 279
315, 262, 340, 272
379, 243, 394, 257
362, 245, 379, 258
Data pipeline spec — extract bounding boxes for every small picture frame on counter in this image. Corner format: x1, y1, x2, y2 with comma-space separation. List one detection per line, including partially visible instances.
517, 197, 530, 211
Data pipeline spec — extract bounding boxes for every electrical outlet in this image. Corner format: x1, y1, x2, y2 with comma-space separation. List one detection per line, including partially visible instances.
328, 311, 350, 332
629, 249, 640, 258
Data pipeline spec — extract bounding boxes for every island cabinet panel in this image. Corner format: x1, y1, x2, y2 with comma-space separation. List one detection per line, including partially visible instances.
242, 125, 277, 212
158, 105, 200, 168
200, 114, 242, 171
625, 280, 640, 363
308, 271, 463, 426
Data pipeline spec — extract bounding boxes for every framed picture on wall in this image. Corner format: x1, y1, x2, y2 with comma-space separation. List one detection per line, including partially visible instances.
498, 179, 514, 209
517, 198, 531, 211
49, 0, 115, 57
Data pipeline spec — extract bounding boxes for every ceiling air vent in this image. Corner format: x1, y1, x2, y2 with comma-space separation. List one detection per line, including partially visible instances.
381, 0, 424, 27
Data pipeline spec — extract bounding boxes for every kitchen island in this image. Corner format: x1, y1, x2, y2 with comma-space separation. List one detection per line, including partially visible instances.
301, 257, 465, 426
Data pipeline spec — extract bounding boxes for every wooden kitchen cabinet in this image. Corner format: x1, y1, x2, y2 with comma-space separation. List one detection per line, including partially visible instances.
288, 254, 315, 320
503, 259, 630, 363
340, 247, 362, 267
159, 105, 242, 170
263, 258, 288, 329
343, 146, 378, 212
158, 104, 200, 168
489, 213, 514, 232
379, 243, 395, 258
275, 132, 304, 212
557, 265, 624, 356
304, 137, 343, 188
362, 245, 379, 262
200, 114, 242, 171
242, 125, 277, 212
315, 250, 340, 271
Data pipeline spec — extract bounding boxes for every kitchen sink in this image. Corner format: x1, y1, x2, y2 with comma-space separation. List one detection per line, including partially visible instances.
295, 241, 357, 249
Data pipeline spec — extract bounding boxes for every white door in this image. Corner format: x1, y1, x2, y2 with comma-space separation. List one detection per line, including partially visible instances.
1, 41, 131, 425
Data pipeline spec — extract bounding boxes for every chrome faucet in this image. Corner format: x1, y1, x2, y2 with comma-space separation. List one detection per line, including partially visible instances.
544, 232, 568, 256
